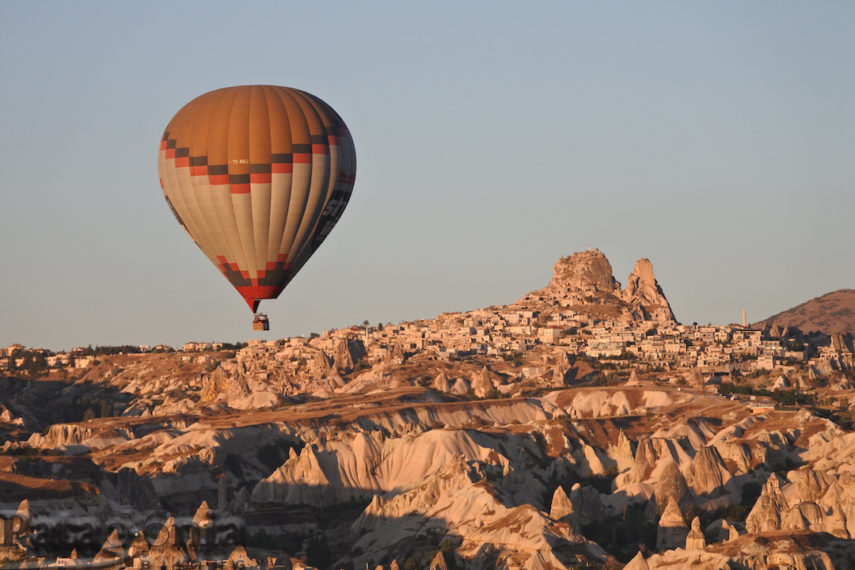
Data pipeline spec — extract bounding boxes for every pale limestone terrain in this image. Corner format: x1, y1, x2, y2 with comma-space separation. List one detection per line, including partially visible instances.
2, 249, 855, 569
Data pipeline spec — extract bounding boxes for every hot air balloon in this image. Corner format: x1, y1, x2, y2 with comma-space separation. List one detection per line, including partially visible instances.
157, 85, 356, 330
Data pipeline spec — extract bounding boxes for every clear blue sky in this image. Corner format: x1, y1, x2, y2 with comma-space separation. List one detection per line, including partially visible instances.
1, 2, 853, 350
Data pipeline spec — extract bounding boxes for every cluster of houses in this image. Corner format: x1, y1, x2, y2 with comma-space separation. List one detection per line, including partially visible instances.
4, 307, 853, 381
0, 344, 178, 372
261, 307, 855, 378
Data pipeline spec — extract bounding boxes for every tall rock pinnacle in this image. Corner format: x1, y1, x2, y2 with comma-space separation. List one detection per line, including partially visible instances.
623, 258, 676, 322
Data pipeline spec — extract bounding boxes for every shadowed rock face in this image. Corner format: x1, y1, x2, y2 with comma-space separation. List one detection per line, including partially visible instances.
656, 496, 687, 550
687, 446, 731, 497
654, 459, 692, 514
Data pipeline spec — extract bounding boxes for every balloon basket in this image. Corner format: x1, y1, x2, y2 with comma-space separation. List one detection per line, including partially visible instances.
252, 314, 270, 331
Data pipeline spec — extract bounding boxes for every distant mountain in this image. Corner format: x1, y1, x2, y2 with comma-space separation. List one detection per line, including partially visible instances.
754, 289, 855, 334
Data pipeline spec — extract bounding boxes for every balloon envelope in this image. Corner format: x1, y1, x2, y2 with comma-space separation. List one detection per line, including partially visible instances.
158, 85, 356, 312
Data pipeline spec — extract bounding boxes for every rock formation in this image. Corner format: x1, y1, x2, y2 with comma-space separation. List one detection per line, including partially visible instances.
544, 249, 621, 296
549, 485, 574, 524
428, 550, 449, 570
471, 366, 496, 398
5, 246, 855, 568
568, 484, 604, 527
521, 249, 677, 324
622, 258, 676, 322
147, 517, 189, 569
685, 516, 706, 550
656, 496, 687, 550
432, 371, 451, 392
93, 529, 125, 562
653, 459, 692, 514
686, 445, 731, 497
225, 545, 258, 570
623, 551, 650, 570
625, 368, 642, 386
745, 474, 788, 533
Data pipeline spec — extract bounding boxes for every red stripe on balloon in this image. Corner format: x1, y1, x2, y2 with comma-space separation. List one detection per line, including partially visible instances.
237, 285, 281, 300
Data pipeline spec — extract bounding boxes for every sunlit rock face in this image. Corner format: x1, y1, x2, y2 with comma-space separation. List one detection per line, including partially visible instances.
622, 258, 676, 322
685, 516, 706, 550
519, 248, 677, 324
545, 249, 621, 296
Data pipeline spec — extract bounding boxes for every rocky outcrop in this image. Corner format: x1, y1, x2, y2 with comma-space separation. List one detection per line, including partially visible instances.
622, 258, 676, 322
645, 535, 835, 570
623, 551, 650, 570
686, 446, 732, 497
225, 545, 258, 569
93, 529, 125, 562
350, 457, 603, 569
625, 369, 642, 386
334, 338, 367, 371
568, 484, 604, 527
653, 459, 692, 514
544, 249, 621, 296
656, 496, 687, 550
432, 371, 451, 392
549, 485, 574, 523
742, 468, 855, 539
114, 467, 159, 509
471, 366, 496, 398
27, 423, 133, 452
428, 550, 448, 570
520, 249, 677, 324
685, 516, 706, 550
608, 429, 635, 473
147, 517, 190, 569
251, 428, 546, 508
745, 474, 789, 533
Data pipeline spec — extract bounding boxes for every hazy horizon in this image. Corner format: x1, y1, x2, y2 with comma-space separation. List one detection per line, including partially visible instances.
2, 2, 853, 351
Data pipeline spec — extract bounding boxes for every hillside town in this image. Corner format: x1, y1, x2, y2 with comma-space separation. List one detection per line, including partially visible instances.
2, 250, 855, 569
6, 251, 853, 401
